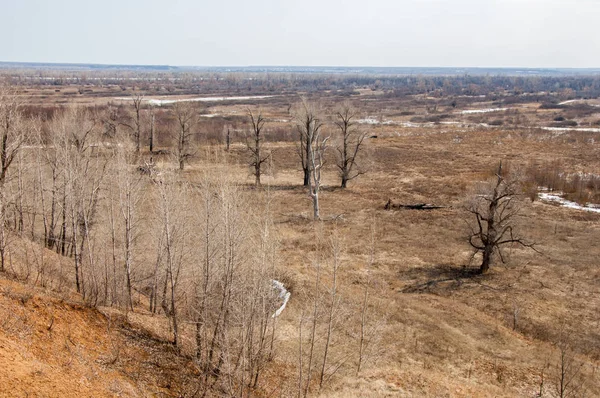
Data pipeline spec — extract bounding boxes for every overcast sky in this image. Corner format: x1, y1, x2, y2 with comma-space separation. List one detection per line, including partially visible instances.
2, 0, 599, 68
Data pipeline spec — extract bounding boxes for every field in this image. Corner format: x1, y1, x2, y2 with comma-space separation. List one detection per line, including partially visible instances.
1, 74, 599, 397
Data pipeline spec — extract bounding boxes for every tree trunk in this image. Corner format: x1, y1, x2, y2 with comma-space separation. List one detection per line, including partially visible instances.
303, 168, 310, 187
313, 193, 320, 220
149, 114, 155, 153
480, 245, 492, 273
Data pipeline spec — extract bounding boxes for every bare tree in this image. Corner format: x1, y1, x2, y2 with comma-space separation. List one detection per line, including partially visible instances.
246, 110, 270, 186
0, 84, 26, 272
223, 125, 231, 152
154, 172, 190, 346
319, 230, 342, 389
554, 339, 588, 398
149, 110, 155, 153
309, 128, 329, 220
466, 163, 536, 273
124, 94, 144, 153
114, 143, 146, 310
172, 102, 197, 170
52, 107, 106, 295
295, 101, 323, 187
357, 225, 375, 375
334, 103, 367, 188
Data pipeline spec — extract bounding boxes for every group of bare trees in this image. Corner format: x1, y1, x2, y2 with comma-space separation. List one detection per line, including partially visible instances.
293, 100, 368, 220
244, 100, 368, 220
295, 227, 380, 397
0, 88, 288, 394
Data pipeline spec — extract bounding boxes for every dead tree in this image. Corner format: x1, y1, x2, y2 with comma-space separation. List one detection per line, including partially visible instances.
466, 163, 536, 273
308, 122, 329, 221
295, 101, 323, 187
246, 110, 270, 186
334, 103, 367, 188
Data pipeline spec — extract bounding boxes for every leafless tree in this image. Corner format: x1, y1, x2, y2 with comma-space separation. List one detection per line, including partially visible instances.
246, 110, 270, 186
295, 101, 323, 187
149, 110, 156, 153
334, 103, 367, 188
319, 230, 342, 389
466, 163, 536, 273
114, 143, 146, 310
223, 125, 232, 152
52, 107, 106, 295
154, 172, 190, 346
554, 339, 588, 398
357, 225, 375, 375
0, 84, 27, 272
172, 102, 197, 170
123, 94, 144, 153
308, 128, 329, 220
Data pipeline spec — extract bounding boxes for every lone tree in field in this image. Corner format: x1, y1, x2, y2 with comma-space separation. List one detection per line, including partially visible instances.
246, 110, 270, 186
467, 163, 536, 273
334, 103, 367, 188
296, 101, 323, 187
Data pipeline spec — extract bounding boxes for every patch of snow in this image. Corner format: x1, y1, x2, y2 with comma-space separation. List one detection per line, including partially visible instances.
116, 95, 274, 106
558, 99, 600, 107
558, 99, 579, 105
271, 280, 291, 318
540, 127, 600, 133
460, 108, 508, 114
538, 192, 600, 213
357, 118, 394, 125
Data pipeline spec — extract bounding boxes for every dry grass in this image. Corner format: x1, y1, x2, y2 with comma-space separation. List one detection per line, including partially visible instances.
2, 88, 600, 397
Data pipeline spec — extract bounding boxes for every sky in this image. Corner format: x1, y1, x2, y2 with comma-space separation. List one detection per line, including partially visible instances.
1, 0, 599, 68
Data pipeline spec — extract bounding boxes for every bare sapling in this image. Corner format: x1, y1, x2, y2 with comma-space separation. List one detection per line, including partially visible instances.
319, 228, 342, 389
357, 224, 375, 375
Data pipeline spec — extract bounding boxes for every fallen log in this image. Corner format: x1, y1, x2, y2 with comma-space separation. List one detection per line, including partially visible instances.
384, 199, 445, 211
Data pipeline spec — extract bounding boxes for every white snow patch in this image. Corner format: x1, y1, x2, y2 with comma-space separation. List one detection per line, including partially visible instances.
558, 99, 580, 105
540, 127, 600, 133
116, 95, 274, 106
538, 192, 600, 213
558, 99, 600, 107
357, 118, 394, 125
271, 280, 291, 318
460, 108, 508, 114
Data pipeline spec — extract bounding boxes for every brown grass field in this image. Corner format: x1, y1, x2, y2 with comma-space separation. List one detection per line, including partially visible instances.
1, 85, 599, 397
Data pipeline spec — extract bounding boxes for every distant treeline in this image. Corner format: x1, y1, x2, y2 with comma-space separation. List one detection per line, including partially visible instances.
3, 67, 600, 99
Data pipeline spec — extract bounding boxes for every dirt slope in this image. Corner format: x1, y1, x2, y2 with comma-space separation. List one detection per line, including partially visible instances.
0, 277, 198, 397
